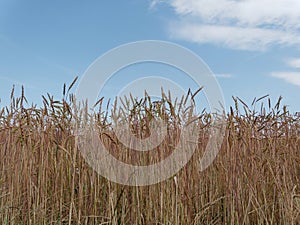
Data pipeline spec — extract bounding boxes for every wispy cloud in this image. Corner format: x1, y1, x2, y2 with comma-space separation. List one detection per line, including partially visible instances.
286, 58, 300, 69
271, 58, 300, 86
271, 72, 300, 86
155, 0, 300, 50
0, 75, 39, 90
149, 0, 162, 9
170, 23, 300, 51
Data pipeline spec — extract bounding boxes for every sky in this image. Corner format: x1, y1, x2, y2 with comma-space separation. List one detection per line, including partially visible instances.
0, 0, 299, 113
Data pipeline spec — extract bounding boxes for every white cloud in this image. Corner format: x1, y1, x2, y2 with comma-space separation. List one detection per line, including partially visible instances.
170, 0, 300, 28
170, 23, 300, 50
286, 58, 300, 68
157, 0, 300, 50
271, 72, 300, 86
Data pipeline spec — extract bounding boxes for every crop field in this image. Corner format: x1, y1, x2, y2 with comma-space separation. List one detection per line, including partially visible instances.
0, 81, 299, 224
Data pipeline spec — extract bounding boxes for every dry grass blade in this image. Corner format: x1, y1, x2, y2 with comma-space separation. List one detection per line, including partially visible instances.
63, 83, 66, 96
93, 97, 104, 108
68, 76, 78, 93
237, 97, 249, 109
256, 94, 269, 103
191, 86, 204, 101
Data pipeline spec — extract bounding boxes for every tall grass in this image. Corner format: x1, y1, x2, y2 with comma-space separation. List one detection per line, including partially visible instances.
0, 80, 299, 224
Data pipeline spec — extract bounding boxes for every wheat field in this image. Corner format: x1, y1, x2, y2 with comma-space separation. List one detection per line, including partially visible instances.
0, 79, 299, 224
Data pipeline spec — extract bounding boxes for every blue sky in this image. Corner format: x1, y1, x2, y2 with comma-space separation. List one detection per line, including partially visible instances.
0, 0, 299, 113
